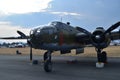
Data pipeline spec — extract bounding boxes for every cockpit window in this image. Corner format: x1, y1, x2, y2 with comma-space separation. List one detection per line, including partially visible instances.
41, 27, 57, 35
37, 29, 41, 33
30, 30, 34, 35
50, 22, 57, 26
50, 21, 63, 26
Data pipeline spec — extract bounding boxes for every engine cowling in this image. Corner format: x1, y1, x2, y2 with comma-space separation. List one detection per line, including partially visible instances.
76, 22, 120, 49
91, 27, 111, 49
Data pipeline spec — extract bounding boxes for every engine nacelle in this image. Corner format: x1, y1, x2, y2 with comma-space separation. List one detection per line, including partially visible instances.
91, 27, 111, 49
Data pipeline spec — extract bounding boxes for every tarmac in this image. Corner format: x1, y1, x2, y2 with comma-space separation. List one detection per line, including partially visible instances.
0, 55, 120, 80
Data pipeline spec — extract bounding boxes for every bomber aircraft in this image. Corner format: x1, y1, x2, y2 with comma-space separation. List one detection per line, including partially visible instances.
0, 21, 120, 72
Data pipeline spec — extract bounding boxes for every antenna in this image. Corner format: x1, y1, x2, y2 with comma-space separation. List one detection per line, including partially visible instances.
60, 17, 62, 22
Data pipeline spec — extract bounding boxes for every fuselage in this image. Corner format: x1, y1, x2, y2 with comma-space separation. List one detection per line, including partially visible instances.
29, 21, 84, 51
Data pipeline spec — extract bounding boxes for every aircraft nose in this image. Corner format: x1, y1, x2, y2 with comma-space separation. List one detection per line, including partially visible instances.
27, 38, 31, 45
30, 29, 42, 41
30, 29, 41, 38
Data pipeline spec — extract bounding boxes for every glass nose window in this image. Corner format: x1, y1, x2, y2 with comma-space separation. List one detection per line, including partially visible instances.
37, 29, 41, 33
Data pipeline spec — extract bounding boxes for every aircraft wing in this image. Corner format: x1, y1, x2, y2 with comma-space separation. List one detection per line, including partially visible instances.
76, 33, 91, 44
76, 31, 120, 44
0, 30, 29, 39
110, 31, 120, 40
0, 36, 29, 39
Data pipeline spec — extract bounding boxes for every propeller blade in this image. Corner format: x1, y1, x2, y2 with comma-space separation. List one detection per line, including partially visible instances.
30, 45, 32, 61
76, 27, 91, 36
17, 30, 27, 39
17, 30, 32, 61
104, 21, 120, 35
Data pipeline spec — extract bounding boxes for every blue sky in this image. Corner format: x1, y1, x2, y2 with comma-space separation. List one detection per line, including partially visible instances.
0, 0, 120, 39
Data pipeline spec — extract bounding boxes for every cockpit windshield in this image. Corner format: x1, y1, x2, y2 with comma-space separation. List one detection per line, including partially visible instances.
40, 27, 57, 35
50, 21, 63, 26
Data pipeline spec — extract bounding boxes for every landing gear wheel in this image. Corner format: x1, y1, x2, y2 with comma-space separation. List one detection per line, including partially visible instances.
44, 60, 52, 72
43, 51, 52, 72
101, 51, 107, 63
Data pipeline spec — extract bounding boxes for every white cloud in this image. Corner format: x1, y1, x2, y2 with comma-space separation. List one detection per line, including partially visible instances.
0, 0, 52, 15
0, 21, 11, 25
50, 11, 81, 16
0, 21, 30, 37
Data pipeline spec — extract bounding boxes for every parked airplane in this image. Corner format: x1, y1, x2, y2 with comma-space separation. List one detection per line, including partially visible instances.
9, 43, 25, 48
0, 21, 120, 72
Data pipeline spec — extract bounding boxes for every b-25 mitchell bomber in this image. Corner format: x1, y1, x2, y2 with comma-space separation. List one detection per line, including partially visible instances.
0, 21, 120, 72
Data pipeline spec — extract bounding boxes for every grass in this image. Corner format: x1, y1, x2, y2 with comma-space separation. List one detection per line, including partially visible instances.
0, 46, 120, 57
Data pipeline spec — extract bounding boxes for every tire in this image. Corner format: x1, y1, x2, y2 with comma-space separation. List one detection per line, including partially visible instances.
44, 60, 52, 72
97, 51, 107, 63
97, 53, 102, 62
101, 51, 107, 63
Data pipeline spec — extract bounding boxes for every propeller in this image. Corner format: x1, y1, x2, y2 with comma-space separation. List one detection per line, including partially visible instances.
76, 21, 120, 49
103, 21, 120, 35
17, 31, 27, 39
76, 27, 92, 36
17, 30, 33, 61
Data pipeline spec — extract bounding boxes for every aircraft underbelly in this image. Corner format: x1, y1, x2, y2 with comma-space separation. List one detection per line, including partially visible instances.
34, 43, 83, 51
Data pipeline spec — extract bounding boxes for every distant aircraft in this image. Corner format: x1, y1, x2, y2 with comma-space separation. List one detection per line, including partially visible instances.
0, 21, 120, 72
9, 43, 25, 48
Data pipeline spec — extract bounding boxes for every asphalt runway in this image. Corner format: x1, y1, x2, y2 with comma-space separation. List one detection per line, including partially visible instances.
0, 55, 120, 80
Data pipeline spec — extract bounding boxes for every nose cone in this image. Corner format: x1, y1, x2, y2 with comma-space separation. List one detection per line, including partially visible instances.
30, 28, 41, 38
95, 35, 101, 40
29, 28, 43, 46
